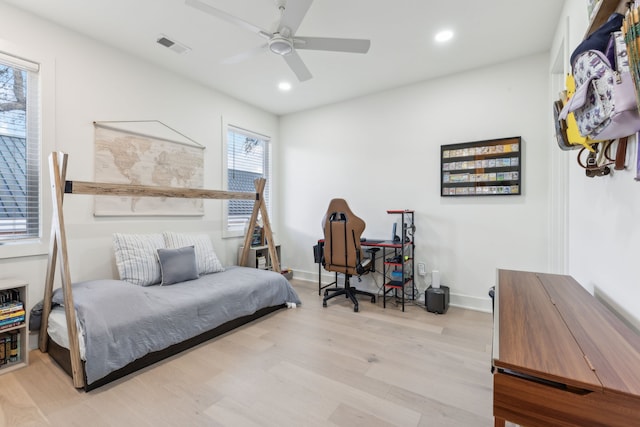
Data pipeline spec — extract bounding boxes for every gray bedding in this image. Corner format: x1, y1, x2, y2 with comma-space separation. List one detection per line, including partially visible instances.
51, 266, 301, 385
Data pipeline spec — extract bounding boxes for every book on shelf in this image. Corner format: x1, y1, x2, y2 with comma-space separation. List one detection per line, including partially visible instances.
0, 331, 21, 366
257, 255, 267, 269
9, 331, 18, 362
0, 301, 24, 315
0, 309, 25, 321
0, 288, 20, 304
0, 316, 25, 330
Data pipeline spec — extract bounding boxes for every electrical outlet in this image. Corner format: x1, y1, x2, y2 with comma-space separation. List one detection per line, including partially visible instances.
417, 262, 426, 276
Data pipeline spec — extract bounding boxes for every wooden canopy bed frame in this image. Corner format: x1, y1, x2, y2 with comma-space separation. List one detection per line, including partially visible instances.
39, 151, 282, 389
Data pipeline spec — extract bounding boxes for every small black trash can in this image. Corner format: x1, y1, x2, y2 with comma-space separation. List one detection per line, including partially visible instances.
426, 285, 449, 314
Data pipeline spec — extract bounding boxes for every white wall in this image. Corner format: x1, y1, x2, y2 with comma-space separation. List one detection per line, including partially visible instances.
553, 0, 640, 331
0, 3, 279, 343
6, 0, 636, 350
279, 54, 552, 311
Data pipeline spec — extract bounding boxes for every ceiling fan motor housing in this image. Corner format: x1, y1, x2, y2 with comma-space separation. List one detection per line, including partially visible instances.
186, 0, 370, 81
269, 35, 293, 55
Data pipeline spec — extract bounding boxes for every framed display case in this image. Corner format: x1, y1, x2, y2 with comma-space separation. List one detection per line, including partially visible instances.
441, 136, 522, 197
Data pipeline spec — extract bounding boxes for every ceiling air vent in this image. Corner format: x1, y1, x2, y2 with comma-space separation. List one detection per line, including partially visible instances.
156, 34, 191, 54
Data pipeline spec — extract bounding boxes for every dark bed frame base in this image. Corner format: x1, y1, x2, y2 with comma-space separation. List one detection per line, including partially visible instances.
46, 304, 286, 391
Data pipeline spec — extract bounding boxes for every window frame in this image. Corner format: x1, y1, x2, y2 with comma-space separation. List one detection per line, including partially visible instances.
221, 120, 272, 239
0, 42, 53, 259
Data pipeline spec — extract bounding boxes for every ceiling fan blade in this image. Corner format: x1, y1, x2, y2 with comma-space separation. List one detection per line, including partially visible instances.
221, 44, 267, 64
278, 0, 314, 36
283, 50, 312, 82
294, 36, 371, 53
185, 0, 272, 39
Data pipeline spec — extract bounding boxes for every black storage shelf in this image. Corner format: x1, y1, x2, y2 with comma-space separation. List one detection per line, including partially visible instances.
382, 210, 415, 312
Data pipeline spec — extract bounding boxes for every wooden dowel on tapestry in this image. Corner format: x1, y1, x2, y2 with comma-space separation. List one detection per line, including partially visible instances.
48, 152, 85, 388
39, 152, 68, 352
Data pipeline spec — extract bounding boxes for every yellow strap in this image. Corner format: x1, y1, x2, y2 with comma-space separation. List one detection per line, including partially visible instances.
564, 74, 601, 152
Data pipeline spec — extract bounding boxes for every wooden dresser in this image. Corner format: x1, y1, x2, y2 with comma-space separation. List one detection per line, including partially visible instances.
492, 269, 640, 427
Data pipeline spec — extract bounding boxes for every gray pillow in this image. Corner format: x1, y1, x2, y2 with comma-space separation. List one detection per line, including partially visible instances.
156, 246, 199, 286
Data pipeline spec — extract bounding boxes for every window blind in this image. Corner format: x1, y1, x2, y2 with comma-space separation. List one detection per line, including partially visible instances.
0, 54, 41, 242
226, 125, 271, 232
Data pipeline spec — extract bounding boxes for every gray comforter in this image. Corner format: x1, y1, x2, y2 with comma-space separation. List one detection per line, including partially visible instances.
51, 266, 301, 385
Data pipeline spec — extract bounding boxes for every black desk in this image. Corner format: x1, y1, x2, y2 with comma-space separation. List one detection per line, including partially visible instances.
314, 239, 414, 309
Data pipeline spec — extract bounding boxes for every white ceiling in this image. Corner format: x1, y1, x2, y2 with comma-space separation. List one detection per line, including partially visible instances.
5, 0, 565, 115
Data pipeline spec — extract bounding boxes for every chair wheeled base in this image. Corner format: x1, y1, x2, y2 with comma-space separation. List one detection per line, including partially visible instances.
322, 274, 376, 312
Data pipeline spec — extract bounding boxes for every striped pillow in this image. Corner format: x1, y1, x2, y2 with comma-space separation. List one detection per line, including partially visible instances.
113, 233, 165, 286
162, 232, 224, 274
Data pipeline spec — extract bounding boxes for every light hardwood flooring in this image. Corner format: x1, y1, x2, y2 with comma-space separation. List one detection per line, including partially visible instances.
0, 279, 504, 427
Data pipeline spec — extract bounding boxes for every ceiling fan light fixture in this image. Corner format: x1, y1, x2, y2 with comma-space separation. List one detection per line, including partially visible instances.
435, 29, 454, 43
278, 81, 292, 91
269, 36, 293, 55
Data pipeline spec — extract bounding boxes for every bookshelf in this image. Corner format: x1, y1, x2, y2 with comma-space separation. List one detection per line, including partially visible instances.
238, 244, 281, 271
0, 279, 28, 374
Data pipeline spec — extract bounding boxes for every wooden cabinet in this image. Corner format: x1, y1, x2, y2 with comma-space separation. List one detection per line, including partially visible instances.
238, 244, 281, 271
492, 270, 640, 426
0, 279, 28, 374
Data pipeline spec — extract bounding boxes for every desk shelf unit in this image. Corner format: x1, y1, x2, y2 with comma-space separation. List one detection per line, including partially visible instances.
382, 210, 415, 312
0, 279, 28, 375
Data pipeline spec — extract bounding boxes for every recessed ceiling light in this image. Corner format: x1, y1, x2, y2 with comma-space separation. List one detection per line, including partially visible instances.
278, 81, 292, 91
435, 30, 454, 43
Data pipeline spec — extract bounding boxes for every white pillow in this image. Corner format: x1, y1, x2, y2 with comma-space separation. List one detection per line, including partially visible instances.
163, 232, 224, 274
113, 233, 165, 286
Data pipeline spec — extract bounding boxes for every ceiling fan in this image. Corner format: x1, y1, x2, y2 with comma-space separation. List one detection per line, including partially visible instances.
185, 0, 371, 82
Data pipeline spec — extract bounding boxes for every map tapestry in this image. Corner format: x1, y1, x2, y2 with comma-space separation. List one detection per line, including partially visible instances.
94, 124, 204, 216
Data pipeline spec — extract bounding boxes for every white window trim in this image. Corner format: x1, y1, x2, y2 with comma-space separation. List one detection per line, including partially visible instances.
0, 41, 55, 259
221, 117, 272, 239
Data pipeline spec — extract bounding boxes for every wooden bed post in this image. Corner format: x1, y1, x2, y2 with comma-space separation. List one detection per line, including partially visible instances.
42, 152, 85, 388
39, 153, 67, 353
238, 178, 280, 273
256, 180, 280, 273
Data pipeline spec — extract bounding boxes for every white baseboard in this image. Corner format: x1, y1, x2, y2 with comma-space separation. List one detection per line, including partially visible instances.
449, 293, 493, 314
293, 269, 494, 314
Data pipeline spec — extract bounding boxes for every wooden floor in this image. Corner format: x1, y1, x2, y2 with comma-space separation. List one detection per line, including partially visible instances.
0, 279, 500, 427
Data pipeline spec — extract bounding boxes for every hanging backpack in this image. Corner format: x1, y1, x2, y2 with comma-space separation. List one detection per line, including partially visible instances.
560, 30, 640, 140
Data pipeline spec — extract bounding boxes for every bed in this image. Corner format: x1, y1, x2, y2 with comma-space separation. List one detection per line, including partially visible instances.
46, 266, 300, 391
40, 152, 293, 390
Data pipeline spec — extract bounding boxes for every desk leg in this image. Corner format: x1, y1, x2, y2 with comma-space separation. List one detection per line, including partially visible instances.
402, 281, 405, 312
494, 417, 505, 427
318, 261, 321, 295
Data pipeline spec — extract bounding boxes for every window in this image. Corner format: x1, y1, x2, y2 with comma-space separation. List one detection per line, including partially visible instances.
224, 125, 271, 235
0, 53, 40, 243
